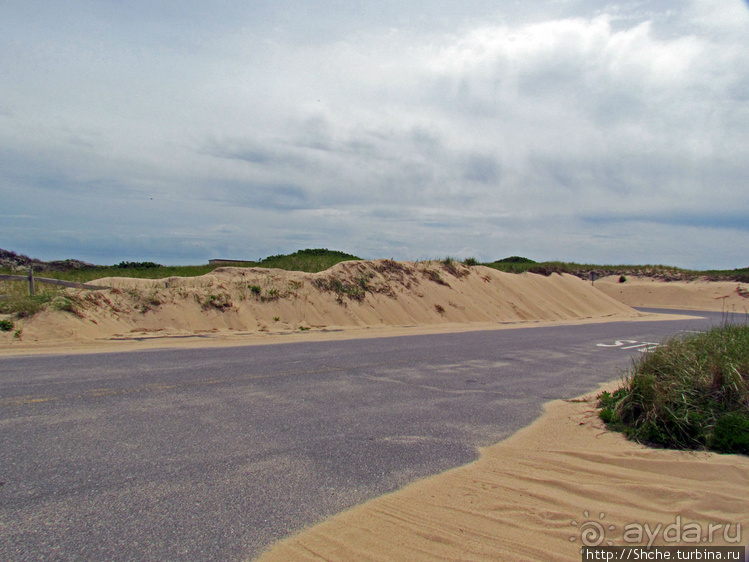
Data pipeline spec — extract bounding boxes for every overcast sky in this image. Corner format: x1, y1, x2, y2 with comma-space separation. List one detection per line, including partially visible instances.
2, 0, 748, 268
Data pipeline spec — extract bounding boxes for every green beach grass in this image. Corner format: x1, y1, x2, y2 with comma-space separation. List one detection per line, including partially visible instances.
484, 258, 749, 282
598, 323, 749, 455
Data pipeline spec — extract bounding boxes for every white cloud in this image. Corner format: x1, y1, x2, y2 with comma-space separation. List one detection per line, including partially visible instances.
1, 0, 748, 268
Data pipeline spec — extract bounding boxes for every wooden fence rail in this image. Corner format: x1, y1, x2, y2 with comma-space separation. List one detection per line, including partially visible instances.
0, 271, 109, 296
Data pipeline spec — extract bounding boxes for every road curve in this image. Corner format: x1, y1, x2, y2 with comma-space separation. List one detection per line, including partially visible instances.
0, 309, 737, 560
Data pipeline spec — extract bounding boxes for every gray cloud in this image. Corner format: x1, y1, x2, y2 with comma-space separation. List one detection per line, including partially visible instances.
583, 211, 749, 233
460, 153, 501, 184
1, 0, 748, 268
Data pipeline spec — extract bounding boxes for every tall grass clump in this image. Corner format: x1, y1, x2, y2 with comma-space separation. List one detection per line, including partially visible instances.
440, 257, 469, 278
0, 294, 55, 318
0, 276, 65, 318
598, 324, 749, 455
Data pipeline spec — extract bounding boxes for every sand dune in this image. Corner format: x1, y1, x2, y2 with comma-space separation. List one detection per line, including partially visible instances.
596, 275, 749, 313
258, 381, 749, 561
2, 261, 640, 351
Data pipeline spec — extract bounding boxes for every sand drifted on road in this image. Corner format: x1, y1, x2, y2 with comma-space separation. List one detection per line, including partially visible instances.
258, 381, 749, 561
2, 261, 640, 351
597, 275, 749, 313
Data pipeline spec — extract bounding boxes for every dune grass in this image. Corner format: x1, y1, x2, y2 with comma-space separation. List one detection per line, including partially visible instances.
0, 277, 62, 319
598, 323, 749, 455
0, 294, 53, 318
486, 259, 687, 277
0, 264, 218, 285
484, 259, 749, 282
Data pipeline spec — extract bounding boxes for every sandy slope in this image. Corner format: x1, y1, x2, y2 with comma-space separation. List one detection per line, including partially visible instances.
258, 381, 749, 561
1, 261, 640, 353
596, 275, 749, 313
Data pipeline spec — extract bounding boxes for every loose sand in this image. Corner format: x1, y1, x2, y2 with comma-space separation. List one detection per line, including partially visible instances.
258, 381, 749, 561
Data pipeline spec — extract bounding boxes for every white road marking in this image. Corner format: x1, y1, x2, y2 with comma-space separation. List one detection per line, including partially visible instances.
597, 340, 660, 352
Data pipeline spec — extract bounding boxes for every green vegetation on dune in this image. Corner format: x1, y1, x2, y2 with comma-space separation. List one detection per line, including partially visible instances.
704, 266, 749, 283
493, 256, 536, 264
0, 248, 360, 284
256, 248, 360, 273
598, 324, 749, 455
0, 294, 52, 318
485, 258, 749, 282
5, 264, 220, 284
2, 248, 745, 282
487, 260, 568, 276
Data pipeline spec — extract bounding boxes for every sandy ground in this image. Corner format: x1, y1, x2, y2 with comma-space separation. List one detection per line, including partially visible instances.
258, 381, 749, 561
1, 261, 644, 356
596, 275, 749, 314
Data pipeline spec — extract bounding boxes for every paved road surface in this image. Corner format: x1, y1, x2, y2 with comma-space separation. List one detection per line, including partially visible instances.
0, 309, 737, 560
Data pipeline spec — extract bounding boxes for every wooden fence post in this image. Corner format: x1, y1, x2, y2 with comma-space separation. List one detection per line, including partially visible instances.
29, 267, 35, 296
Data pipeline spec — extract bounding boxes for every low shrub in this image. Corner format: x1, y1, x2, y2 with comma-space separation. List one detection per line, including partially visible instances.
259, 248, 361, 273
710, 413, 749, 454
494, 256, 536, 264
115, 261, 161, 269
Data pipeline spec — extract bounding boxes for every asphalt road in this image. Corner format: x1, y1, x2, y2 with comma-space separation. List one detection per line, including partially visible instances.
0, 309, 739, 560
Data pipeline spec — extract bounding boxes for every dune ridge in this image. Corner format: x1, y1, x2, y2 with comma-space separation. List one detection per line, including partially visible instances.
4, 260, 640, 348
